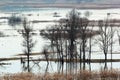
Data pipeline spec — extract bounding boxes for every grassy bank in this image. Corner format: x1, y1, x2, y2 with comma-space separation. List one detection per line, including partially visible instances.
1, 69, 120, 80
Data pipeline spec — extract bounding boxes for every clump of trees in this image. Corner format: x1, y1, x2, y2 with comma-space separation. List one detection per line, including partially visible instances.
8, 14, 22, 27
40, 9, 100, 73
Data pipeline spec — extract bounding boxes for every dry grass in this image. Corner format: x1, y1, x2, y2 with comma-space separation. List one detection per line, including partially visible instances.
1, 69, 120, 80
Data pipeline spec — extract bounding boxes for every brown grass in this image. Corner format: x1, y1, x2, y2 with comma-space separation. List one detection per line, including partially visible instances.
1, 69, 120, 80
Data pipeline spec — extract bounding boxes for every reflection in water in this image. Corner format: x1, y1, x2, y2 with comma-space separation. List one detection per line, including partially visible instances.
20, 61, 114, 73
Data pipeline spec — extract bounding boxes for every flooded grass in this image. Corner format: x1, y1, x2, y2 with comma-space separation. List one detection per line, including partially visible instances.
1, 69, 120, 80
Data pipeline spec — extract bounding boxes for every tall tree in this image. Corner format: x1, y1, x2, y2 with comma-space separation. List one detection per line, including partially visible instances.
22, 19, 36, 72
97, 19, 112, 69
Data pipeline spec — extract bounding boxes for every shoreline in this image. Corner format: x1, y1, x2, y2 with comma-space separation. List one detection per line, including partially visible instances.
3, 3, 120, 9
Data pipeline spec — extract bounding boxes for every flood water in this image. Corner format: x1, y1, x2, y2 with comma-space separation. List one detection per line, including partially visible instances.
0, 7, 120, 73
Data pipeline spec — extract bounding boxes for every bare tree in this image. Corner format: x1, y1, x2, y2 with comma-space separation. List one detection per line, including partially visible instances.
22, 19, 36, 72
97, 19, 113, 69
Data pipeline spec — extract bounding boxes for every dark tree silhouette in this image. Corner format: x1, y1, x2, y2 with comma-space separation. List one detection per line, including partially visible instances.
22, 19, 36, 72
97, 19, 114, 69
